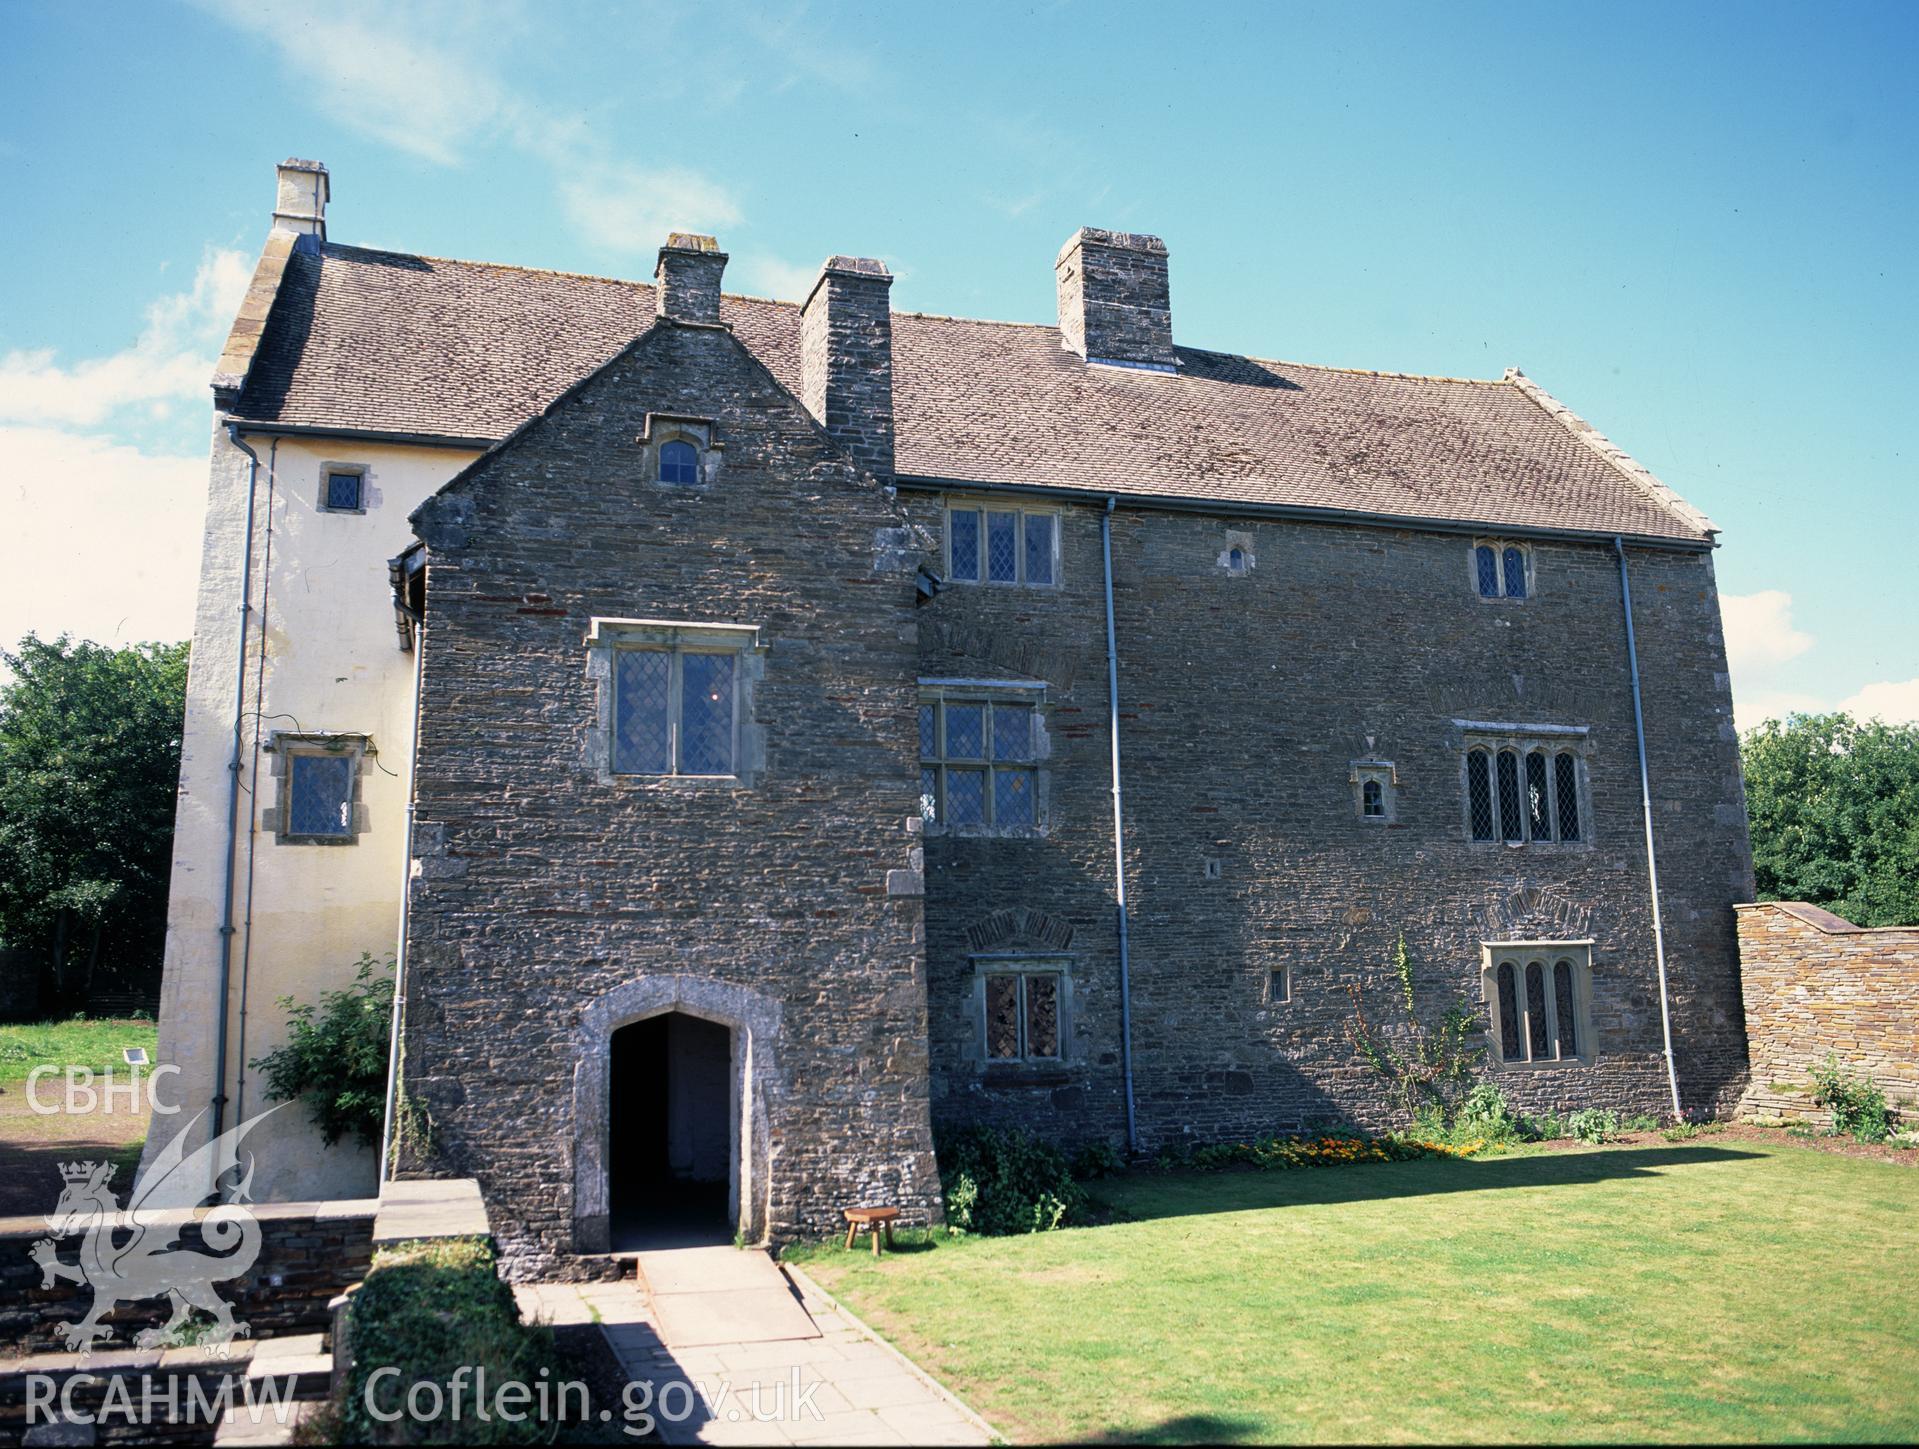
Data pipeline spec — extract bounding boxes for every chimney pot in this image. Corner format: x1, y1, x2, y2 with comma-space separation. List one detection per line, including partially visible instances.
273, 158, 329, 244
655, 234, 729, 325
1055, 227, 1175, 371
801, 257, 895, 482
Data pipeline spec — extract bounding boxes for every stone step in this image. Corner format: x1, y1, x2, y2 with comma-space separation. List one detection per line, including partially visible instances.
213, 1397, 325, 1447
244, 1332, 333, 1400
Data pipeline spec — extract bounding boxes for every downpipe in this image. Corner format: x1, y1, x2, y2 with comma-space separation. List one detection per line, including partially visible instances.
1615, 536, 1685, 1119
1102, 497, 1139, 1153
380, 616, 426, 1184
211, 422, 262, 1141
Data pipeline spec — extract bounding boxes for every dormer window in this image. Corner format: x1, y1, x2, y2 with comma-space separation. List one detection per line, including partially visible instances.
1474, 541, 1530, 599
659, 440, 700, 485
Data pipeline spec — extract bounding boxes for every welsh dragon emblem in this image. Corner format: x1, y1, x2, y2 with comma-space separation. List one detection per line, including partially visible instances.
31, 1105, 284, 1356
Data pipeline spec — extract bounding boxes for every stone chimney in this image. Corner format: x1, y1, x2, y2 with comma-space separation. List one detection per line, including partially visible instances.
800, 256, 895, 481
1055, 227, 1175, 371
655, 233, 728, 325
273, 158, 329, 242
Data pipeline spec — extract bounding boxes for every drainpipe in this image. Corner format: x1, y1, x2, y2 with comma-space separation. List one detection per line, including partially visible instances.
1101, 497, 1139, 1153
210, 423, 263, 1141
1615, 536, 1684, 1120
379, 614, 426, 1184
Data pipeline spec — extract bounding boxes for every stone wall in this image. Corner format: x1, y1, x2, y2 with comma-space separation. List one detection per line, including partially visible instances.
0, 1198, 375, 1355
910, 492, 1755, 1149
1735, 901, 1919, 1122
403, 318, 941, 1275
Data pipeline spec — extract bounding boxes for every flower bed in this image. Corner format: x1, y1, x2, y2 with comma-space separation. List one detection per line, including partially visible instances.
1182, 1132, 1484, 1172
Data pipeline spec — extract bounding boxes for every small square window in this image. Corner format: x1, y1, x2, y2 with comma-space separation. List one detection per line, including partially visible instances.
982, 968, 1064, 1062
613, 646, 739, 776
323, 470, 364, 512
272, 734, 368, 844
1268, 966, 1292, 1003
1351, 761, 1396, 823
919, 691, 1045, 832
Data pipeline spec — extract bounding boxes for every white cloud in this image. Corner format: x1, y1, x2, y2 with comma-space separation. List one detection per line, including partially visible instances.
0, 249, 250, 428
734, 253, 820, 301
0, 428, 203, 653
191, 0, 740, 257
1839, 677, 1919, 725
1720, 589, 1814, 673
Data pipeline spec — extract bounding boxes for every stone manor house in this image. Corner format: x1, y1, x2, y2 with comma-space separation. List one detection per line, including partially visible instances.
153, 159, 1754, 1272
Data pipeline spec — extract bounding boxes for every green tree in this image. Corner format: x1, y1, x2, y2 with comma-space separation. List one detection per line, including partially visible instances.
1742, 712, 1919, 927
0, 634, 190, 1009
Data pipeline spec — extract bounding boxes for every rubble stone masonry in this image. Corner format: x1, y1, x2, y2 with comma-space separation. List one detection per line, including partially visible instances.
1735, 900, 1919, 1122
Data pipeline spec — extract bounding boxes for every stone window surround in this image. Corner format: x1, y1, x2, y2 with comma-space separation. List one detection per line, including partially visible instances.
1480, 939, 1595, 1069
584, 618, 767, 788
941, 496, 1061, 587
317, 460, 369, 515
918, 676, 1051, 838
1453, 720, 1593, 849
968, 953, 1076, 1071
637, 412, 725, 488
1218, 528, 1257, 575
1470, 537, 1535, 601
262, 731, 374, 845
1350, 758, 1397, 823
1267, 964, 1293, 1004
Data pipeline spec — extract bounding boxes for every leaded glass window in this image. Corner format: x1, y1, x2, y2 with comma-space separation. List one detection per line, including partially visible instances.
1464, 737, 1586, 845
288, 753, 353, 837
920, 694, 1041, 829
1467, 749, 1495, 841
982, 969, 1063, 1061
1555, 752, 1581, 841
945, 505, 1059, 586
1472, 540, 1531, 599
612, 647, 738, 776
1486, 946, 1591, 1066
1362, 779, 1383, 817
1497, 749, 1524, 842
1503, 547, 1527, 598
1475, 544, 1499, 598
323, 470, 364, 512
659, 439, 700, 485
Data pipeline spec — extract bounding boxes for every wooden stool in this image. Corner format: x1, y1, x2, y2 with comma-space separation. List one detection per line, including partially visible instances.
843, 1205, 900, 1255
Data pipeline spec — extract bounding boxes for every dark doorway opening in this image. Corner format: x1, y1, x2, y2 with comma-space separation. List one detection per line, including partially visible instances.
609, 1012, 734, 1250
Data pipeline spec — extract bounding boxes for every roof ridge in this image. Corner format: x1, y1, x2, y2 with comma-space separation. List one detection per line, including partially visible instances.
1502, 368, 1719, 537
1204, 346, 1507, 386
892, 307, 1056, 331
322, 240, 800, 309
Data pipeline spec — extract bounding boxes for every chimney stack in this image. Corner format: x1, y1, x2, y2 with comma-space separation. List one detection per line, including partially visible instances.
1055, 227, 1175, 371
273, 158, 329, 243
655, 233, 728, 325
801, 256, 895, 482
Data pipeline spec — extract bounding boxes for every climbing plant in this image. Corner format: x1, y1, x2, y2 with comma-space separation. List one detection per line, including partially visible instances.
1346, 934, 1486, 1123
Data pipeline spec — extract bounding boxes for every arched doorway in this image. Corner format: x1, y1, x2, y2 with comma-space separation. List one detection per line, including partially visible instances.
573, 974, 781, 1255
609, 1012, 733, 1247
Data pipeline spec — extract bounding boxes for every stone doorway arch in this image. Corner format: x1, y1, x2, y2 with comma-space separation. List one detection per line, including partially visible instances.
574, 975, 782, 1252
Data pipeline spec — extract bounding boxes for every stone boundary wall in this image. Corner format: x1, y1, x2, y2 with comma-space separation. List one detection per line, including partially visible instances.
1736, 901, 1919, 1122
0, 1197, 376, 1356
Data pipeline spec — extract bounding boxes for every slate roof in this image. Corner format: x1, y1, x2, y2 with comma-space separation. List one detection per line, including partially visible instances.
228, 242, 1714, 545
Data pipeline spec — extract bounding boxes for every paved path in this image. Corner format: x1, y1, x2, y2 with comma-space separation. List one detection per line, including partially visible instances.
517, 1246, 994, 1446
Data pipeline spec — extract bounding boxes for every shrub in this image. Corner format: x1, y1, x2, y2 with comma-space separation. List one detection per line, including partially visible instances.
1070, 1139, 1125, 1180
251, 955, 393, 1148
1455, 1084, 1522, 1142
1662, 1121, 1702, 1141
1810, 1053, 1893, 1142
1621, 1113, 1662, 1133
938, 1126, 1085, 1236
1525, 1112, 1571, 1141
1567, 1108, 1618, 1144
334, 1236, 579, 1445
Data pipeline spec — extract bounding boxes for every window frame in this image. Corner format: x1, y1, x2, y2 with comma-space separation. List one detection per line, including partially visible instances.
1351, 759, 1397, 823
1457, 723, 1590, 847
943, 501, 1061, 588
973, 956, 1071, 1066
266, 731, 371, 846
1481, 941, 1594, 1068
1470, 538, 1533, 601
318, 462, 368, 515
918, 678, 1047, 835
586, 618, 764, 787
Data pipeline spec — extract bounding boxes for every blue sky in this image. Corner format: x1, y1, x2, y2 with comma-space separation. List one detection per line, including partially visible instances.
2, 0, 1913, 725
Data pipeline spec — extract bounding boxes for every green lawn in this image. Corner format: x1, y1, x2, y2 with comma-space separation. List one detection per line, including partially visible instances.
795, 1142, 1919, 1443
0, 1015, 158, 1087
